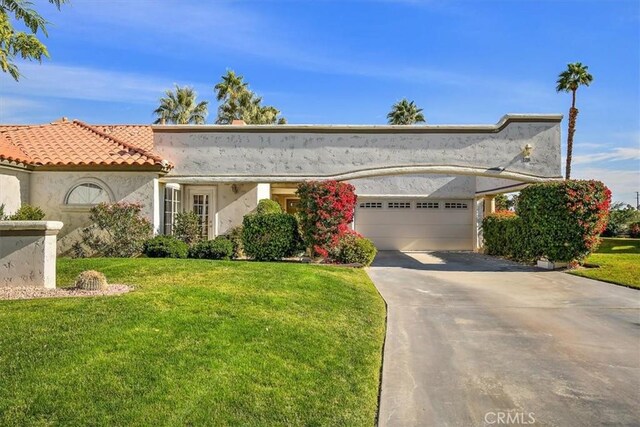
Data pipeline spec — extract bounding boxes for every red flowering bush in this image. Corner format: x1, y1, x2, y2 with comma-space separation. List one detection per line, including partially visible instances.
516, 180, 611, 262
296, 180, 357, 258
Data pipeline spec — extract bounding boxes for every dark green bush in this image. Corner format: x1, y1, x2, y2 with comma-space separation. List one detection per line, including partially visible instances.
482, 211, 518, 257
143, 235, 189, 258
242, 213, 302, 261
517, 180, 610, 262
483, 180, 611, 263
603, 203, 640, 237
188, 236, 234, 260
256, 199, 282, 214
226, 225, 244, 258
173, 211, 202, 245
331, 233, 377, 266
9, 204, 45, 220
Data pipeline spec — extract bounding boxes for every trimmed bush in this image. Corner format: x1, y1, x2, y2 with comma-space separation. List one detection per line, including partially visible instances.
483, 180, 611, 263
77, 202, 152, 258
143, 235, 189, 258
188, 236, 234, 260
173, 211, 202, 245
482, 211, 518, 257
242, 213, 302, 261
629, 222, 640, 239
226, 225, 244, 258
256, 199, 282, 214
297, 180, 357, 258
75, 270, 108, 291
9, 204, 45, 220
331, 232, 377, 266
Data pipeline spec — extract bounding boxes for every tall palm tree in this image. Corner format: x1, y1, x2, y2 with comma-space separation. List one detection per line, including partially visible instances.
153, 85, 208, 125
556, 62, 593, 179
214, 70, 248, 102
387, 99, 426, 125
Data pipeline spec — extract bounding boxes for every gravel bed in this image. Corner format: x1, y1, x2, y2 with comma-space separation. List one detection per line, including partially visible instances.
0, 284, 132, 301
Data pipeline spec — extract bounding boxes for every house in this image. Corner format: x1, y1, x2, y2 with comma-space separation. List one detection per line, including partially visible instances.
0, 114, 562, 254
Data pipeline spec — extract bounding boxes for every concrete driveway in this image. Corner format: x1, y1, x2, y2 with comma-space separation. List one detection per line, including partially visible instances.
368, 251, 640, 427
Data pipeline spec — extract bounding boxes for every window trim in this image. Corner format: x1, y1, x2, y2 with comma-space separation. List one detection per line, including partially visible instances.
62, 178, 114, 207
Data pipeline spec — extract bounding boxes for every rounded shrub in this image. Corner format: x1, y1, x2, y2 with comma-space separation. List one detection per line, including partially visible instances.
75, 270, 108, 291
256, 199, 283, 214
629, 222, 640, 238
242, 213, 302, 261
188, 236, 234, 260
517, 180, 610, 262
143, 235, 189, 258
331, 233, 377, 266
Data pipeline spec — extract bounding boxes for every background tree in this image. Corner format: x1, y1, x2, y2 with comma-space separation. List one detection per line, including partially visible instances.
556, 62, 593, 179
153, 85, 208, 125
1, 0, 67, 80
214, 70, 286, 124
387, 99, 426, 125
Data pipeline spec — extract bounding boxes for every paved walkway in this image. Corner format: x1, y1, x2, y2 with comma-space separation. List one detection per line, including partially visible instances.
368, 251, 640, 427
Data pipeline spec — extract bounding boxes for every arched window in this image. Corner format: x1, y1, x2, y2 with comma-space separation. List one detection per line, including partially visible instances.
65, 182, 111, 205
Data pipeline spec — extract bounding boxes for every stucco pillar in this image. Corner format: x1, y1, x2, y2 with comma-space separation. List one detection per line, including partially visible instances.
472, 197, 484, 252
0, 221, 63, 288
483, 195, 496, 218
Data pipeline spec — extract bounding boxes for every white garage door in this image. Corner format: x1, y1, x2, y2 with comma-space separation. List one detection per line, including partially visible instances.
354, 199, 473, 251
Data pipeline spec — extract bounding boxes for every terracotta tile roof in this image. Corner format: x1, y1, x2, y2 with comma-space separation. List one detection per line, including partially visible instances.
0, 120, 166, 169
92, 125, 154, 152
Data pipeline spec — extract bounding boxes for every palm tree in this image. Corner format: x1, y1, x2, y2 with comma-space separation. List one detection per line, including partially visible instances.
153, 85, 208, 125
387, 99, 426, 125
214, 70, 248, 101
214, 70, 286, 124
556, 62, 593, 179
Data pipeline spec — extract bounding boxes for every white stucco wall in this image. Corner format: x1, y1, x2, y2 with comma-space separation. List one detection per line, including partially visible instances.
29, 171, 160, 253
0, 221, 62, 288
0, 165, 31, 216
154, 115, 562, 183
216, 184, 260, 235
349, 174, 475, 198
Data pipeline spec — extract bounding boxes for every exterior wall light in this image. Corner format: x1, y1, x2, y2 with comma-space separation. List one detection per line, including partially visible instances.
522, 144, 533, 162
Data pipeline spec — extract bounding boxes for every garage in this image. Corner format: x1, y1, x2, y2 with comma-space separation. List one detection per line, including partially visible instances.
354, 199, 473, 251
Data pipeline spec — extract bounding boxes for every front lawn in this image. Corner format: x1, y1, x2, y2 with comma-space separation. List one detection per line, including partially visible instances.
0, 259, 386, 426
570, 238, 640, 289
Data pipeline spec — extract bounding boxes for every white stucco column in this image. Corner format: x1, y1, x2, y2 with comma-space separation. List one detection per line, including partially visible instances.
0, 221, 63, 289
472, 197, 484, 252
483, 195, 496, 218
256, 183, 271, 201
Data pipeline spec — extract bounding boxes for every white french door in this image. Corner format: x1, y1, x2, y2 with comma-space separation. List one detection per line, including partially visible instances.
187, 187, 216, 240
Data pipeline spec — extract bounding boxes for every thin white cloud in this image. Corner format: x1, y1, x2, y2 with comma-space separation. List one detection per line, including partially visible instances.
572, 167, 640, 206
0, 63, 208, 104
572, 147, 640, 165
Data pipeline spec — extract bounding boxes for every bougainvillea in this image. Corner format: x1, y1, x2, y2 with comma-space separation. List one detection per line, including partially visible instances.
483, 180, 611, 262
296, 180, 358, 258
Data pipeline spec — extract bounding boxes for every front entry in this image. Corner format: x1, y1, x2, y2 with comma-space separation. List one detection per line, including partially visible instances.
187, 187, 216, 239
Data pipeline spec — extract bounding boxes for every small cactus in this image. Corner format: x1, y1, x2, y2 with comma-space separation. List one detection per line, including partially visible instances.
75, 270, 108, 291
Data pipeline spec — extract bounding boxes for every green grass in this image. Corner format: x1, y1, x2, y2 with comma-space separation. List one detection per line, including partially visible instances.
0, 259, 386, 426
569, 238, 640, 289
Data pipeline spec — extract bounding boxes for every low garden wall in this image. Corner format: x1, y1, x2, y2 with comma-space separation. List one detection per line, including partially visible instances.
0, 221, 63, 288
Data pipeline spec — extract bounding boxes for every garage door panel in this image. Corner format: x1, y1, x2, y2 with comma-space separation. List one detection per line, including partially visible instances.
355, 198, 472, 251
356, 211, 469, 226
371, 237, 472, 251
357, 224, 472, 239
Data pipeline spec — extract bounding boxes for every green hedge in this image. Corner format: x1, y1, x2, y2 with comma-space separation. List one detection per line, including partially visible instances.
188, 237, 234, 260
331, 233, 377, 266
242, 213, 302, 261
482, 180, 611, 262
256, 199, 282, 214
143, 235, 189, 258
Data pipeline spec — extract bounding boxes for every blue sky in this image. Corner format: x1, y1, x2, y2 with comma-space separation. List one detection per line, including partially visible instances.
0, 0, 638, 205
